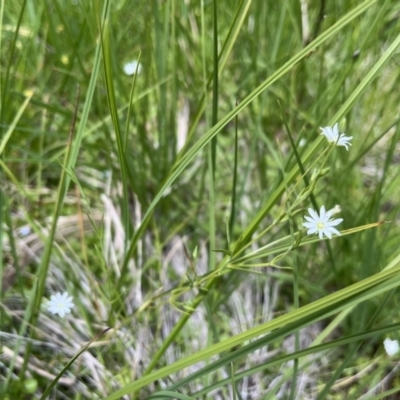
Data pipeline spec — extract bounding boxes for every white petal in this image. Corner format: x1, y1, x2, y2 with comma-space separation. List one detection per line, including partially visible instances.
320, 126, 334, 140
332, 123, 339, 137
326, 226, 341, 236
326, 218, 343, 227
303, 222, 316, 229
325, 209, 334, 218
308, 208, 319, 220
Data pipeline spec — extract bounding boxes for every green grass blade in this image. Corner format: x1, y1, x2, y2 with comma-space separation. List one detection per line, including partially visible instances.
104, 259, 400, 399
121, 0, 376, 287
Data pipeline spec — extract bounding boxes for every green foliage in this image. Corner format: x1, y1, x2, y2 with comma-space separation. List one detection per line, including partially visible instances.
1, 0, 400, 398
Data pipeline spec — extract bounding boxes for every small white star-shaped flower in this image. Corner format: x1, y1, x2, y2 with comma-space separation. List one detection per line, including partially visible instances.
303, 205, 343, 239
47, 292, 74, 318
384, 338, 399, 357
123, 60, 142, 76
320, 123, 352, 150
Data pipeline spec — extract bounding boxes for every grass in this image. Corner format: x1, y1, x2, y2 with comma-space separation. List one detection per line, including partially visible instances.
1, 0, 400, 399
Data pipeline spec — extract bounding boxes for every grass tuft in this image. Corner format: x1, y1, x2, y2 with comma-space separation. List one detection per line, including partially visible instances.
2, 1, 400, 399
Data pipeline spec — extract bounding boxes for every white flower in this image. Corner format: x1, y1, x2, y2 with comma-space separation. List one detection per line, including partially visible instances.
384, 338, 399, 357
330, 204, 341, 215
299, 138, 307, 147
303, 205, 343, 239
18, 226, 31, 236
320, 123, 352, 150
47, 292, 74, 318
123, 60, 142, 76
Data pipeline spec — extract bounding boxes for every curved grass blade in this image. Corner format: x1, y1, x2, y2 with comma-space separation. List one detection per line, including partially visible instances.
40, 328, 111, 400
103, 258, 400, 399
146, 391, 195, 400
120, 0, 377, 288
188, 322, 400, 397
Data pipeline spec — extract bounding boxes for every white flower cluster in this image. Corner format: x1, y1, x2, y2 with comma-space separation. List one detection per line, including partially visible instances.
302, 124, 353, 239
